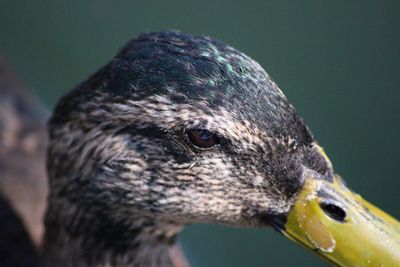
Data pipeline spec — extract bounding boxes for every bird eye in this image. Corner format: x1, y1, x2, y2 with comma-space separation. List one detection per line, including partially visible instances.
186, 128, 218, 149
319, 202, 347, 222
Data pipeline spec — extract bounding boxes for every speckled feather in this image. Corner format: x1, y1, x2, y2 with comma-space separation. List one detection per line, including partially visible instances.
44, 30, 333, 267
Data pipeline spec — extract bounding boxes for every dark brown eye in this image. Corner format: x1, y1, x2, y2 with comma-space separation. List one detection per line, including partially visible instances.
186, 129, 218, 149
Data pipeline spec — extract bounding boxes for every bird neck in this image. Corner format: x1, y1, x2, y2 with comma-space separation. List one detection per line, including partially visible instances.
42, 202, 185, 267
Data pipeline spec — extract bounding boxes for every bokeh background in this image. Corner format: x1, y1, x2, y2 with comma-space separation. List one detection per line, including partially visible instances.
1, 1, 399, 266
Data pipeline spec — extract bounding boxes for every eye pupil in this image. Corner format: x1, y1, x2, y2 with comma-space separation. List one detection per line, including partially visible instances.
319, 202, 347, 222
186, 129, 218, 149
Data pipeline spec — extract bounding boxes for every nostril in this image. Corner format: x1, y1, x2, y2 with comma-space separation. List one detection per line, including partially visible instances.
319, 202, 347, 222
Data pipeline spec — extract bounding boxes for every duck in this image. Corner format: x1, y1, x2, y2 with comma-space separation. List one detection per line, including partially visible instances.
1, 30, 399, 267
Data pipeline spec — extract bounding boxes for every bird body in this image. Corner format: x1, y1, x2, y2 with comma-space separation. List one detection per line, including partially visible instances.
0, 58, 47, 266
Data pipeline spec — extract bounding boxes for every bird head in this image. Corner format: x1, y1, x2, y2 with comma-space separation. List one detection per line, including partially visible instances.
47, 30, 400, 265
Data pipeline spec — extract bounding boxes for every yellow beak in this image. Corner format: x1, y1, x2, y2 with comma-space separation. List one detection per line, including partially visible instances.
283, 174, 400, 266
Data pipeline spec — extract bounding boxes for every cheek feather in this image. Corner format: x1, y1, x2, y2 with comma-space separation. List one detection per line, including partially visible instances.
49, 92, 305, 226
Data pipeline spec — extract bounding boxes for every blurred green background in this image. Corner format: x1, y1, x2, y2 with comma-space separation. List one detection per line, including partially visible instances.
1, 1, 399, 266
